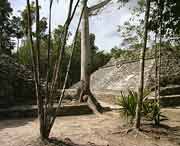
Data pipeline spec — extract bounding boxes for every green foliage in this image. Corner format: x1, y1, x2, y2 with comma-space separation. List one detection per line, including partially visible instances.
110, 47, 140, 60
142, 101, 162, 125
110, 46, 155, 61
17, 42, 32, 65
0, 0, 13, 54
117, 90, 138, 122
118, 0, 180, 48
16, 25, 110, 88
149, 0, 180, 41
117, 90, 164, 125
20, 1, 36, 36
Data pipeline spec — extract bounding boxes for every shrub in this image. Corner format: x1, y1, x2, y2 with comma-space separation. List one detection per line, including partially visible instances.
143, 101, 165, 126
117, 90, 138, 123
117, 90, 164, 125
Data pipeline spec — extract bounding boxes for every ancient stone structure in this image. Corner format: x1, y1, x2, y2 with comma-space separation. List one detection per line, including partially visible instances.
91, 59, 154, 92
0, 54, 35, 108
1, 47, 180, 109
90, 47, 180, 95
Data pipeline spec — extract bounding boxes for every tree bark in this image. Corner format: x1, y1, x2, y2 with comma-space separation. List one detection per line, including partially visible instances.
88, 0, 112, 16
46, 0, 81, 137
49, 0, 79, 104
35, 0, 46, 139
44, 0, 54, 137
134, 0, 151, 129
154, 33, 158, 101
47, 5, 85, 135
80, 1, 91, 101
156, 0, 164, 126
79, 0, 103, 113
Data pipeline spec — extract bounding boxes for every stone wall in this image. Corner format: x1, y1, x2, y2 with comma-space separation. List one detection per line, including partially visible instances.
90, 59, 155, 92
90, 47, 180, 93
0, 54, 35, 108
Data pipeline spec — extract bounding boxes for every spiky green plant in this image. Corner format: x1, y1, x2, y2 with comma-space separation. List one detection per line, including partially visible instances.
117, 89, 165, 125
142, 101, 165, 126
117, 90, 138, 123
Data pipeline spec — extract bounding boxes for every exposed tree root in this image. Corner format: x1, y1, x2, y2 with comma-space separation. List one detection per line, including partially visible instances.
79, 83, 103, 114
112, 127, 150, 138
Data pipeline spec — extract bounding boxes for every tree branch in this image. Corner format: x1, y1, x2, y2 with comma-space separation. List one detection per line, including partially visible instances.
47, 2, 85, 133
89, 0, 112, 15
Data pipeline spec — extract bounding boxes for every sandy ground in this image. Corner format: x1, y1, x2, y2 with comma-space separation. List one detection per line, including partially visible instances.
0, 108, 180, 146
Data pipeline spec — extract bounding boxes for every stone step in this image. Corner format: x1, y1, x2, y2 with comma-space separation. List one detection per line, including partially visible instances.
0, 103, 93, 120
160, 85, 180, 96
160, 94, 180, 107
148, 94, 180, 107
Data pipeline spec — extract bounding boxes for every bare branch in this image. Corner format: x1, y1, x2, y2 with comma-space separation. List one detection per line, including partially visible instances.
70, 0, 81, 21
48, 2, 85, 133
49, 0, 74, 107
89, 0, 112, 15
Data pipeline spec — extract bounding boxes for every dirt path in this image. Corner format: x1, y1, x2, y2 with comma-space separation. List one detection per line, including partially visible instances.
0, 108, 180, 146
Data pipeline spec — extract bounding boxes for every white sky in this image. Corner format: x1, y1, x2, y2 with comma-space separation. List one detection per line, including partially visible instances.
9, 0, 138, 52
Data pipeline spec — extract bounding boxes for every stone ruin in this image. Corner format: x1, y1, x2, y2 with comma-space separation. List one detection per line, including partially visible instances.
1, 47, 180, 109
90, 47, 180, 97
0, 54, 35, 108
91, 59, 154, 92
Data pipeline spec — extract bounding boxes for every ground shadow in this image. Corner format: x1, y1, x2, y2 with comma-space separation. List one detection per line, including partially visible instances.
168, 126, 180, 145
30, 137, 105, 146
48, 137, 105, 146
140, 123, 180, 145
0, 118, 35, 130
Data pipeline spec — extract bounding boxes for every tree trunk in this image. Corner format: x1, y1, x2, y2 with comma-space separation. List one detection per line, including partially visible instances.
134, 0, 151, 129
156, 0, 164, 126
80, 1, 103, 113
46, 0, 81, 137
80, 2, 91, 101
35, 0, 47, 139
154, 33, 158, 101
17, 38, 20, 51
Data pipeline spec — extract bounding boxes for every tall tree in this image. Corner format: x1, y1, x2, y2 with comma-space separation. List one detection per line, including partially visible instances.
135, 0, 151, 129
26, 0, 83, 139
79, 0, 112, 112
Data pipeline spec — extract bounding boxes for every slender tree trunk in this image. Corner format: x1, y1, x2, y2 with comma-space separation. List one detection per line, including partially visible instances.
27, 0, 46, 139
0, 32, 2, 54
47, 6, 85, 135
49, 0, 74, 104
44, 0, 53, 135
35, 0, 46, 139
17, 38, 20, 51
28, 0, 81, 139
156, 0, 164, 126
134, 0, 151, 129
46, 0, 81, 137
154, 33, 158, 101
